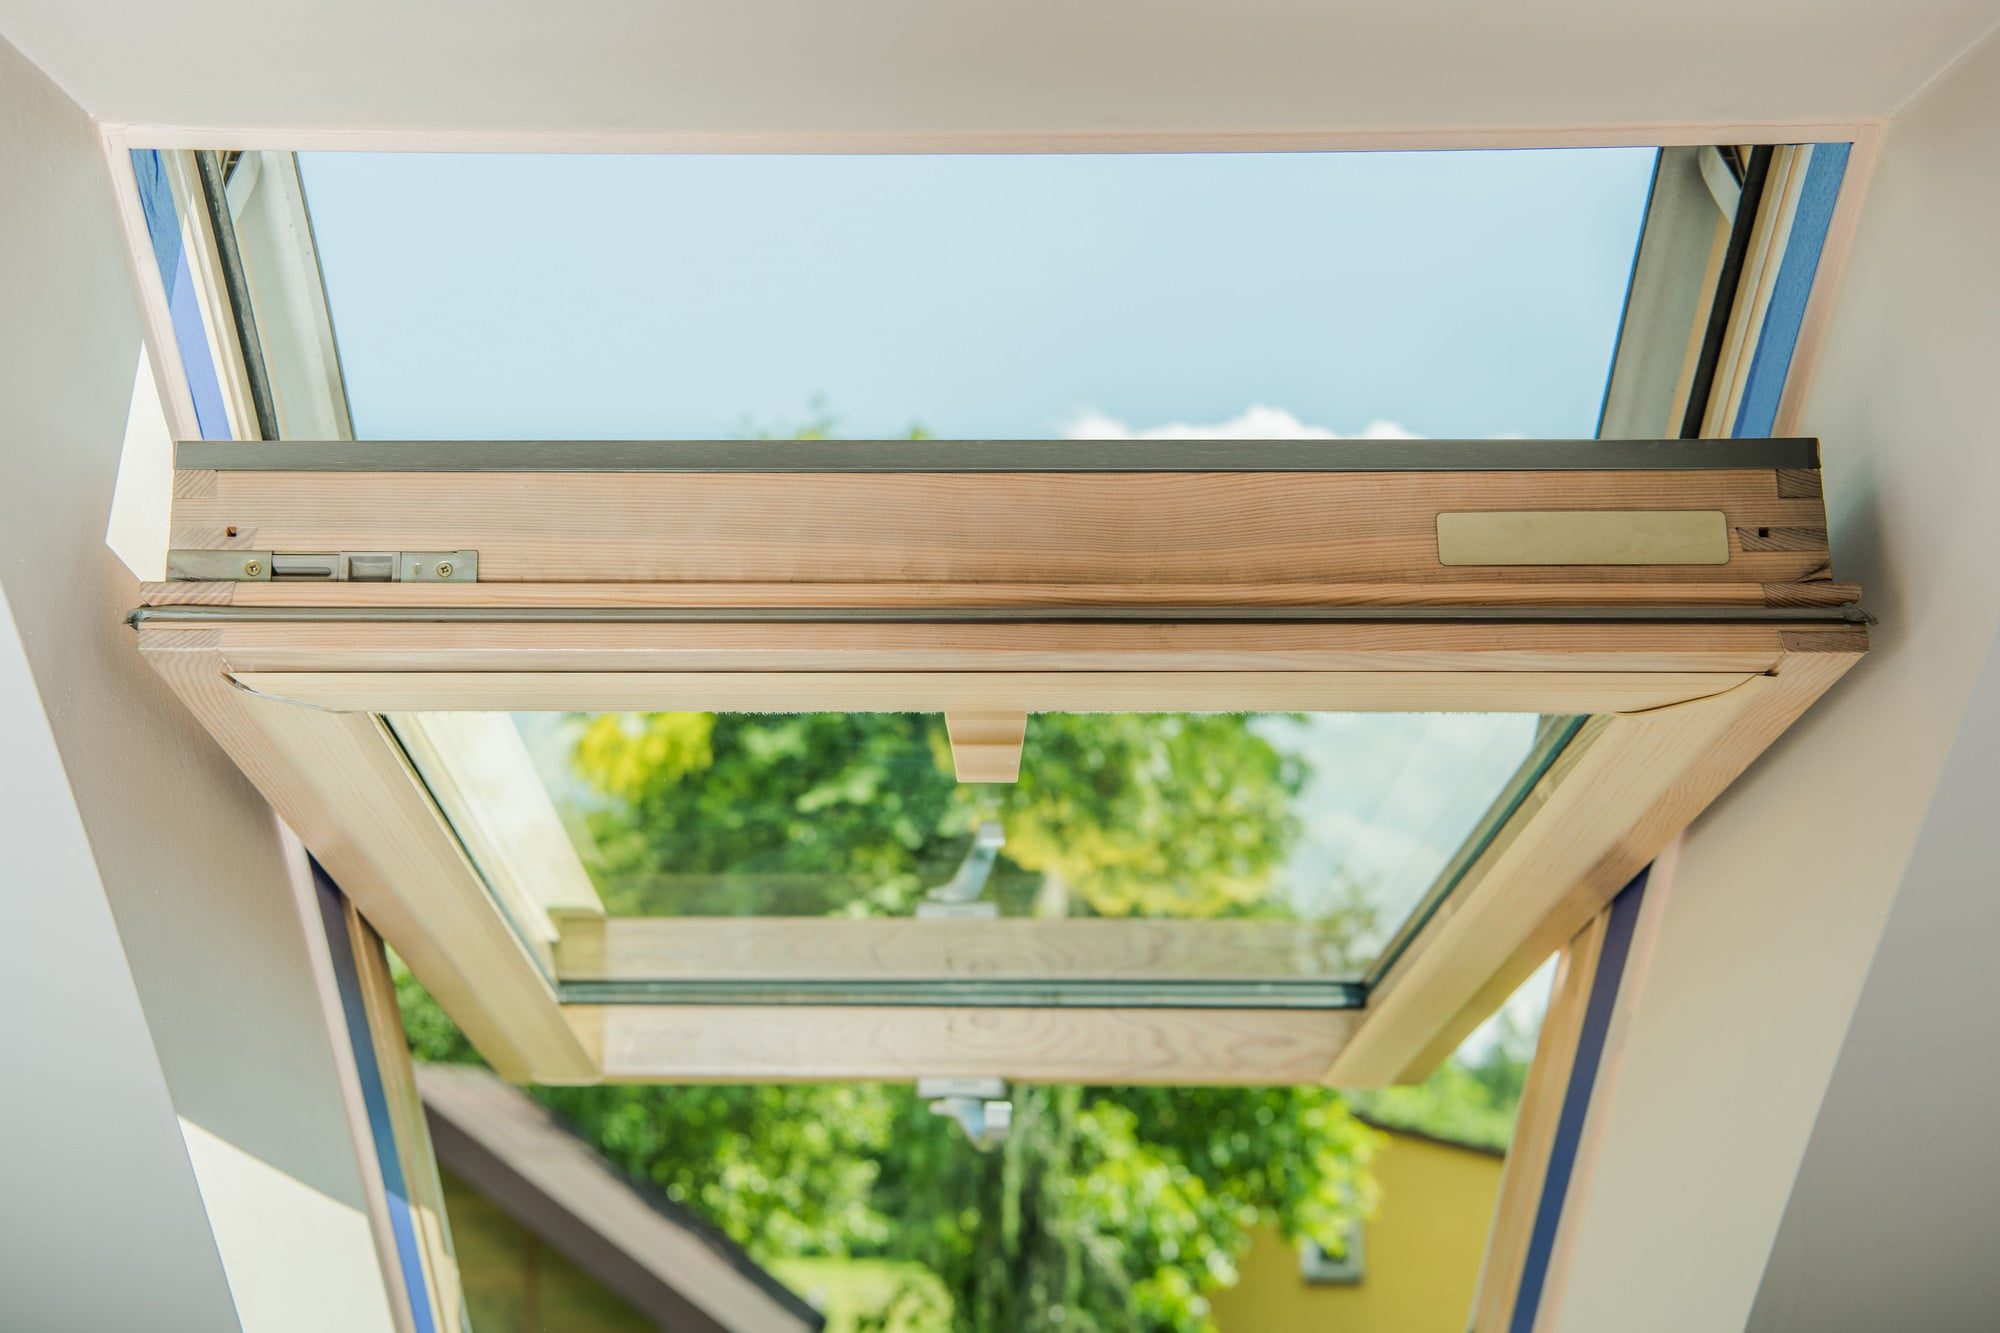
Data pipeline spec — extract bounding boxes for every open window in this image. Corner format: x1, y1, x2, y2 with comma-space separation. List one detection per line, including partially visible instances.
113, 138, 1863, 1330
134, 435, 1858, 1088
121, 143, 1861, 1095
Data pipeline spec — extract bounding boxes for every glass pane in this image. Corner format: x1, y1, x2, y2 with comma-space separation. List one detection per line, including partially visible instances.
392, 709, 1579, 983
300, 149, 1654, 442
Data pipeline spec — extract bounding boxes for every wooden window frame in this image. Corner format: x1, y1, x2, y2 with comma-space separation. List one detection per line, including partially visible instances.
111, 141, 1864, 1090
101, 128, 1879, 1333
133, 439, 1861, 1086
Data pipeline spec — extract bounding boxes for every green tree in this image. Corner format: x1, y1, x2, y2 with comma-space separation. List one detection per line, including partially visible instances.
568, 710, 1306, 922
403, 705, 1382, 1333
1348, 1000, 1541, 1153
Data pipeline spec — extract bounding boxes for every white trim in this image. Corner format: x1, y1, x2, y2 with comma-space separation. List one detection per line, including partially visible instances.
100, 119, 1886, 156
98, 130, 203, 442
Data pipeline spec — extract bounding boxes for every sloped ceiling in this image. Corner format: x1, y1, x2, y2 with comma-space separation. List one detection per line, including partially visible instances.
0, 0, 1995, 141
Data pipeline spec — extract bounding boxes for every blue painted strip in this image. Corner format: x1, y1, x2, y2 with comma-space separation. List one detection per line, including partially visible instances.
126, 149, 233, 440
130, 149, 183, 292
1508, 866, 1650, 1333
1732, 143, 1852, 438
312, 863, 438, 1332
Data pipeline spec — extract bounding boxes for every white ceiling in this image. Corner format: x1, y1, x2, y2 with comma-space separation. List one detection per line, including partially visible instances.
1, 0, 1994, 143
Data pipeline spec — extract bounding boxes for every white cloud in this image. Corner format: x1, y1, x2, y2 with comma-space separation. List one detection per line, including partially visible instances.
1064, 404, 1418, 441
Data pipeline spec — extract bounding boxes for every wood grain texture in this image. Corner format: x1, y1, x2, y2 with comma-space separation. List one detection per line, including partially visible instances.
572, 1005, 1357, 1084
1328, 633, 1865, 1086
139, 606, 1861, 1088
1467, 914, 1607, 1333
389, 711, 605, 931
556, 918, 1361, 983
205, 620, 1799, 675
229, 669, 1765, 716
946, 710, 1026, 782
135, 627, 598, 1084
169, 468, 1832, 585
137, 578, 1862, 609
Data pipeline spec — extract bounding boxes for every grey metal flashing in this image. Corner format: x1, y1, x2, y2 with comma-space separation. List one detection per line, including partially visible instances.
174, 436, 1820, 473
555, 977, 1369, 1009
126, 603, 1867, 629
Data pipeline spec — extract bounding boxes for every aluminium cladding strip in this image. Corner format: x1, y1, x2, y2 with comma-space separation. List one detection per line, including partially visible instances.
554, 978, 1370, 1008
128, 604, 1865, 627
174, 437, 1819, 473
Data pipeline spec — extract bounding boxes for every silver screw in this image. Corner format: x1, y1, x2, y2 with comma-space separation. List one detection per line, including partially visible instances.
242, 559, 264, 577
435, 561, 453, 579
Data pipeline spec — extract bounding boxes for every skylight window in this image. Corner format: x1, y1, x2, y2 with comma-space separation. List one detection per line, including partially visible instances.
388, 708, 1577, 1005
129, 136, 1862, 1089
296, 149, 1655, 441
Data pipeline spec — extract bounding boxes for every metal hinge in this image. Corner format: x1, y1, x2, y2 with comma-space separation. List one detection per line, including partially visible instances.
165, 549, 477, 583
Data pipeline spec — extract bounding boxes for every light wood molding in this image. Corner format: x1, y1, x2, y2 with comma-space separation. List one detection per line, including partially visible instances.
203, 619, 1800, 675
1327, 633, 1864, 1086
136, 627, 597, 1084
229, 669, 1761, 716
140, 579, 1863, 610
139, 612, 1863, 1087
555, 917, 1360, 983
570, 1005, 1357, 1084
136, 436, 1862, 1087
945, 710, 1026, 782
388, 711, 604, 934
168, 466, 1832, 587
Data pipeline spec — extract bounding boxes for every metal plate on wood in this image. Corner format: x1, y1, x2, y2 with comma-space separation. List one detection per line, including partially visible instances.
164, 548, 477, 582
167, 548, 273, 581
1436, 511, 1729, 567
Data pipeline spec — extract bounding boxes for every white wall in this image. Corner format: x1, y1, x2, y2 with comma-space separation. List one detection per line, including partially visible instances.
1541, 30, 2000, 1333
1749, 631, 2000, 1328
0, 34, 395, 1330
1745, 35, 2000, 1330
0, 605, 237, 1325
0, 0, 1994, 143
6, 3, 2000, 1324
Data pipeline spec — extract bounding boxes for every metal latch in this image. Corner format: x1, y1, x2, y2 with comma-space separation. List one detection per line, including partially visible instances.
166, 550, 477, 583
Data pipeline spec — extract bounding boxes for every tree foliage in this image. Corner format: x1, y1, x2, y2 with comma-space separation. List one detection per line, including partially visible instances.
403, 706, 1393, 1332
1348, 1002, 1540, 1153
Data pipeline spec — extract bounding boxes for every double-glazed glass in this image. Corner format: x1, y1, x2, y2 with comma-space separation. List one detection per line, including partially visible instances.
298, 149, 1655, 442
391, 709, 1580, 1003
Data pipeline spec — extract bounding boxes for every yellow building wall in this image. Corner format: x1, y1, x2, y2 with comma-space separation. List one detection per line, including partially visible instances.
1212, 1130, 1504, 1333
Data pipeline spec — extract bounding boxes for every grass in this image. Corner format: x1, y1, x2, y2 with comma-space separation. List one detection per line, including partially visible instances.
769, 1258, 954, 1333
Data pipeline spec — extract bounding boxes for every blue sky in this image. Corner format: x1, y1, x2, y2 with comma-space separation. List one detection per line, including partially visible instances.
300, 148, 1655, 442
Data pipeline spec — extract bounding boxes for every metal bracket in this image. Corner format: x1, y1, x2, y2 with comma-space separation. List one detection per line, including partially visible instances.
915, 822, 1005, 920
166, 549, 477, 583
918, 1077, 1013, 1148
